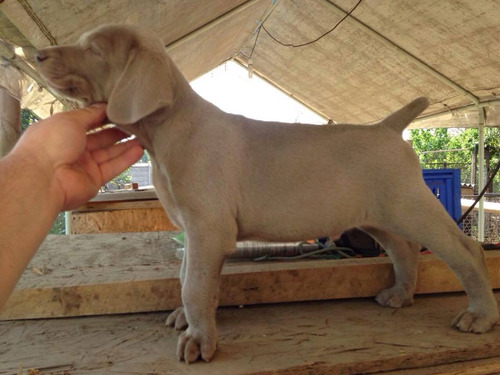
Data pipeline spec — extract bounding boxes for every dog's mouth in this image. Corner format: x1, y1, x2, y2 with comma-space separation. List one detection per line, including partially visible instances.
42, 75, 93, 104
36, 58, 92, 103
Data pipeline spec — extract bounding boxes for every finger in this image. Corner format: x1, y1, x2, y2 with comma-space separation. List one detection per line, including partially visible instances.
98, 144, 144, 183
91, 138, 143, 164
87, 127, 133, 152
58, 103, 108, 132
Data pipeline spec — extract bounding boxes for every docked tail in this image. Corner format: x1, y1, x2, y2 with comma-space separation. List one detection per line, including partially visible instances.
381, 97, 429, 133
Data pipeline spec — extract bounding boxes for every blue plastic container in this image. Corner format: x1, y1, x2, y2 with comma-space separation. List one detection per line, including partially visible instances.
422, 168, 461, 222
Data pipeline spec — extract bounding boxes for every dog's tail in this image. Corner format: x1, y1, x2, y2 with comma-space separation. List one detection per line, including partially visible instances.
380, 97, 429, 133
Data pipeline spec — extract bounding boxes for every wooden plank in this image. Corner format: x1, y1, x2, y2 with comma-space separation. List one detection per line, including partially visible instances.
371, 353, 500, 375
70, 208, 178, 234
433, 363, 500, 375
462, 198, 500, 214
73, 199, 163, 212
83, 188, 158, 204
2, 232, 500, 320
1, 293, 500, 374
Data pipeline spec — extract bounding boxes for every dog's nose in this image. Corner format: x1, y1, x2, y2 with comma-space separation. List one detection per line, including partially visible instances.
34, 51, 48, 63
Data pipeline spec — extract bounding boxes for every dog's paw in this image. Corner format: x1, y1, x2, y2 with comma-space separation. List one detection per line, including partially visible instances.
452, 308, 498, 333
177, 327, 217, 364
166, 307, 188, 330
376, 286, 414, 308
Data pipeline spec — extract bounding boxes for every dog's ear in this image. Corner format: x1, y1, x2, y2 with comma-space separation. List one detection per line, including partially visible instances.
107, 49, 174, 124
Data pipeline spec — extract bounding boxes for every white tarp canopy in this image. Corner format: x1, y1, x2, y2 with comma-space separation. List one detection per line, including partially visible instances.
0, 0, 499, 128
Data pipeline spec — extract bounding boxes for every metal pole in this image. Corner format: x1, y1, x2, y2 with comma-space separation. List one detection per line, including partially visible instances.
477, 107, 485, 241
65, 211, 72, 235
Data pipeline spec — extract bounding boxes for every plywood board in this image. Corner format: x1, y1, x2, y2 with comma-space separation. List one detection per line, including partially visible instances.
384, 357, 500, 375
1, 293, 500, 374
70, 207, 178, 234
2, 232, 500, 321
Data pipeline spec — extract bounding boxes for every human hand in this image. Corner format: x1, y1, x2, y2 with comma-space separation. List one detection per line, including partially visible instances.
12, 103, 144, 211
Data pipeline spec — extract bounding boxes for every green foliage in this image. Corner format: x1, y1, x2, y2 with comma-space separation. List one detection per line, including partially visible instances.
410, 127, 500, 191
411, 128, 475, 165
138, 150, 150, 163
105, 168, 133, 190
411, 128, 452, 164
20, 108, 38, 131
50, 212, 66, 235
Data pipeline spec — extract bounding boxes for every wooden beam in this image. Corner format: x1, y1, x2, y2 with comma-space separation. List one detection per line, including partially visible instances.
0, 0, 55, 49
0, 86, 21, 157
2, 232, 500, 320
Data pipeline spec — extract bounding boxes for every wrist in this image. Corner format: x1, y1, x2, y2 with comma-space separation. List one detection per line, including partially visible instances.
5, 147, 65, 214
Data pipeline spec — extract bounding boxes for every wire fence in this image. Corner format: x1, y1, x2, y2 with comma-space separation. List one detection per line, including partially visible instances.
420, 160, 500, 243
461, 209, 500, 243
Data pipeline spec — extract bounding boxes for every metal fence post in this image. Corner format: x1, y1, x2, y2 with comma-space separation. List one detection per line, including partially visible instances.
477, 107, 486, 241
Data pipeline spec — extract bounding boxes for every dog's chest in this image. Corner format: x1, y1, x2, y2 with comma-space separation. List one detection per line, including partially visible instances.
150, 160, 184, 229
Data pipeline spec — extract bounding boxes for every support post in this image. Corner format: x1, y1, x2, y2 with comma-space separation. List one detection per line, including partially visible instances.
65, 211, 72, 235
477, 107, 486, 241
0, 86, 21, 157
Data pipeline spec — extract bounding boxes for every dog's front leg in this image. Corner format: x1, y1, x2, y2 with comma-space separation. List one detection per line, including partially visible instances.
176, 227, 235, 363
166, 253, 188, 330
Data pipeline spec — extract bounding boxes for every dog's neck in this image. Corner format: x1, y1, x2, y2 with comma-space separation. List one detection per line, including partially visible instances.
114, 107, 169, 159
116, 84, 225, 166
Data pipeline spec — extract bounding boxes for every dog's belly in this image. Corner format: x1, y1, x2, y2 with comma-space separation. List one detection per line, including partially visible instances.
236, 197, 369, 243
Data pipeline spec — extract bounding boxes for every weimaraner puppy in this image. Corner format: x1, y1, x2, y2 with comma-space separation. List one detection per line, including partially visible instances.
36, 24, 498, 363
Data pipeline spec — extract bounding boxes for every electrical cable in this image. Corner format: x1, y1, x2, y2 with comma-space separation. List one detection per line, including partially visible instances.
261, 0, 364, 48
253, 241, 355, 261
242, 0, 364, 59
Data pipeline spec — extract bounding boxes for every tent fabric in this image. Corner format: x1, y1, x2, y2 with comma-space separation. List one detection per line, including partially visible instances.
0, 0, 499, 128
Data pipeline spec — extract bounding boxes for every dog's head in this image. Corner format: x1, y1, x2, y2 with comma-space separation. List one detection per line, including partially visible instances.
36, 24, 175, 124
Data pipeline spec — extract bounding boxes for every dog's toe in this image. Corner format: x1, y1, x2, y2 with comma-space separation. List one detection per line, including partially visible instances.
452, 309, 498, 333
376, 287, 414, 308
177, 328, 217, 364
166, 307, 189, 330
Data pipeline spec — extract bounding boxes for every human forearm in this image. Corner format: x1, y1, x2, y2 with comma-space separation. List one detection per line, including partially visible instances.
0, 150, 62, 309
0, 105, 143, 311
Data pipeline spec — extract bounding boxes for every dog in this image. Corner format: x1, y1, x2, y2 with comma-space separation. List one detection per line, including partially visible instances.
36, 24, 498, 363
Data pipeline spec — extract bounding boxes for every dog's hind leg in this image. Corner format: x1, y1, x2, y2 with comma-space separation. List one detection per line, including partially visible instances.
380, 185, 498, 333
361, 226, 421, 308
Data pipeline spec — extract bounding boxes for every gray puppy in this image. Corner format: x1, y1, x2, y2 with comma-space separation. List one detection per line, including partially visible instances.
36, 24, 498, 363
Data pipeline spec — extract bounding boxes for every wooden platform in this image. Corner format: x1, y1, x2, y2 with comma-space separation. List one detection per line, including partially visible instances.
1, 293, 500, 374
1, 232, 500, 373
2, 232, 500, 320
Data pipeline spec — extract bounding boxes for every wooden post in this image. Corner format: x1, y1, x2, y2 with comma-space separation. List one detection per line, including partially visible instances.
0, 86, 21, 157
0, 41, 23, 157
